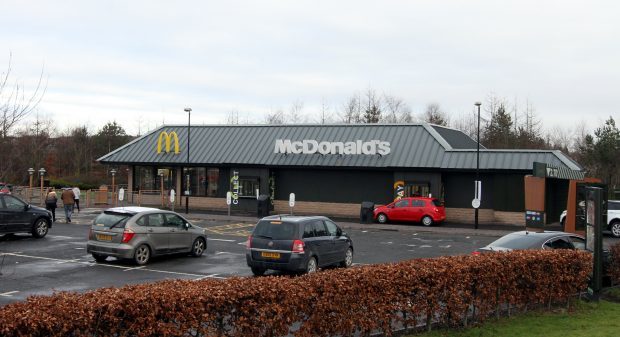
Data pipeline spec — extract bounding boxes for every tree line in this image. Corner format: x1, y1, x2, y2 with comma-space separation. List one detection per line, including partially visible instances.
1, 60, 618, 194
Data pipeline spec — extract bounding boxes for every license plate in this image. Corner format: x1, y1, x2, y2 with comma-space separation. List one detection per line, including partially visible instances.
96, 234, 113, 241
261, 252, 280, 259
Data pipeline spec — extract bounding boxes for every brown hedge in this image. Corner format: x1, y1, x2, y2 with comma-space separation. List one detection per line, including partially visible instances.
0, 250, 591, 337
609, 241, 620, 284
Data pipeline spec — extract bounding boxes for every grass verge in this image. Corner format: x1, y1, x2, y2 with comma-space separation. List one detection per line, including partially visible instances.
412, 299, 620, 337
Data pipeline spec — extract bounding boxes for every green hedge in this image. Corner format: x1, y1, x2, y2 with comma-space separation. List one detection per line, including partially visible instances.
0, 250, 592, 337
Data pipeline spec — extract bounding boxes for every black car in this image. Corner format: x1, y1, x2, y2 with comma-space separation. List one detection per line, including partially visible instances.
0, 194, 52, 238
246, 215, 354, 275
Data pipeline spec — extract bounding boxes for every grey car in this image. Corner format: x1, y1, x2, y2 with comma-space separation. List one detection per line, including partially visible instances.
86, 207, 207, 265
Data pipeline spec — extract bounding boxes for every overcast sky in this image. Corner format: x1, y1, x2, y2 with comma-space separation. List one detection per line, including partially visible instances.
1, 0, 618, 136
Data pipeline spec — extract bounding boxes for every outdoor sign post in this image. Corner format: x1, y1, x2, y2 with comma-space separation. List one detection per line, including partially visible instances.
585, 186, 604, 302
289, 193, 295, 215
169, 189, 176, 212
226, 191, 232, 217
118, 188, 125, 208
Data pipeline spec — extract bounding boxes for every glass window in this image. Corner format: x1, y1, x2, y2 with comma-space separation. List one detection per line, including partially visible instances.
544, 237, 573, 250
238, 177, 259, 198
412, 200, 426, 207
165, 214, 185, 227
324, 220, 339, 236
569, 236, 586, 250
313, 221, 328, 237
303, 223, 315, 238
609, 201, 620, 211
395, 199, 410, 208
431, 199, 442, 207
135, 166, 156, 191
4, 195, 25, 211
136, 216, 147, 226
253, 220, 298, 240
207, 168, 219, 197
148, 214, 165, 227
404, 183, 430, 197
94, 212, 131, 229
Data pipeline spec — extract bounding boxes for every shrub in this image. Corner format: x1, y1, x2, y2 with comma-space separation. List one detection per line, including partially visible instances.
609, 241, 620, 284
0, 250, 591, 337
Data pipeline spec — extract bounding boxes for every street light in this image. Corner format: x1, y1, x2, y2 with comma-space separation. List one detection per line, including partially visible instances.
184, 107, 192, 214
38, 167, 46, 206
28, 167, 35, 202
474, 102, 482, 230
110, 169, 117, 206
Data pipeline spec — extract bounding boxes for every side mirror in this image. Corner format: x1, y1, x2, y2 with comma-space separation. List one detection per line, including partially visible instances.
336, 228, 342, 237
24, 204, 31, 211
184, 223, 190, 230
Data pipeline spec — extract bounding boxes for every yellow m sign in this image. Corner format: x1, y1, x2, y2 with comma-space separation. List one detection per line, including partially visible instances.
156, 131, 180, 154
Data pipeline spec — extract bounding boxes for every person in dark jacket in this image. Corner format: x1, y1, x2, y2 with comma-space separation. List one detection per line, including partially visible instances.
61, 187, 75, 223
45, 187, 57, 222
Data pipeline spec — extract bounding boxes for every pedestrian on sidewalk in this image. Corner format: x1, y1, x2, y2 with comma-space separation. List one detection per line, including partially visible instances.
61, 187, 76, 223
44, 187, 57, 222
72, 186, 81, 212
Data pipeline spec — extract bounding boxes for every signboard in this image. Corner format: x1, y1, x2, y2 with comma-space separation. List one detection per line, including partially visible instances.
289, 193, 295, 207
525, 210, 545, 228
471, 198, 480, 209
230, 170, 239, 205
156, 131, 180, 154
118, 188, 125, 201
532, 162, 585, 180
393, 181, 405, 201
226, 191, 232, 205
170, 189, 176, 203
274, 139, 390, 156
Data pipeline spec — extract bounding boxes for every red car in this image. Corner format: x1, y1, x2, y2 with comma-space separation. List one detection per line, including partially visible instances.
373, 197, 446, 226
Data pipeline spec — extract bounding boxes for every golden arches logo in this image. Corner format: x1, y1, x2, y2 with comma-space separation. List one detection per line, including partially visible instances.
156, 131, 180, 154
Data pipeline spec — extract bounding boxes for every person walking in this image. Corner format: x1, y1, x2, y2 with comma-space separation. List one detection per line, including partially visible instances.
44, 187, 57, 222
72, 186, 81, 213
61, 187, 76, 223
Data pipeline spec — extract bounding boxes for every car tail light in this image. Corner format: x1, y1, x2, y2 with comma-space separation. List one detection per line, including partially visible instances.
292, 239, 305, 253
121, 228, 135, 243
471, 251, 481, 256
434, 207, 439, 213
246, 235, 252, 249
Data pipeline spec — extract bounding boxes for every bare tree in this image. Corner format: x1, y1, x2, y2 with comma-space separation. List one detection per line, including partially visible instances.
265, 108, 285, 125
383, 95, 413, 123
450, 110, 478, 139
423, 103, 449, 126
225, 109, 240, 124
340, 93, 362, 124
0, 54, 47, 139
288, 100, 305, 124
316, 98, 333, 124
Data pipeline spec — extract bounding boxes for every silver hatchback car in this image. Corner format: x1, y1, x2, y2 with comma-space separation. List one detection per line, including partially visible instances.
86, 207, 207, 265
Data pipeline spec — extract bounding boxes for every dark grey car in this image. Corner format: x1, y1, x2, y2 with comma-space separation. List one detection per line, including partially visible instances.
476, 231, 586, 253
86, 207, 207, 265
246, 215, 354, 275
0, 194, 52, 238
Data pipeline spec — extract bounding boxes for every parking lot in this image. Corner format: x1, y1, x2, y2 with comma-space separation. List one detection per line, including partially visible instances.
1, 208, 618, 306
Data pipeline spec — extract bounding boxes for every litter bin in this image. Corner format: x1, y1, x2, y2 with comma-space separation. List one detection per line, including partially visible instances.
257, 194, 271, 218
360, 201, 375, 224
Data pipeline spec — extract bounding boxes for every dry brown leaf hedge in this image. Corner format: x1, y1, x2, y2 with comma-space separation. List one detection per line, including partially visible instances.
0, 250, 594, 336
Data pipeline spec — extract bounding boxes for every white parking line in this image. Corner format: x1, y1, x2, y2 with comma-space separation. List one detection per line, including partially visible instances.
0, 291, 19, 297
215, 251, 245, 256
208, 238, 236, 242
123, 266, 145, 272
194, 274, 221, 280
439, 245, 452, 248
49, 235, 75, 239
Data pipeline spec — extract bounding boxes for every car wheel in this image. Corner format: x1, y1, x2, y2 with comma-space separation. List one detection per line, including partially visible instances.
340, 247, 353, 268
306, 256, 318, 274
421, 215, 433, 227
191, 238, 206, 257
251, 267, 266, 276
134, 244, 151, 265
32, 218, 49, 238
377, 213, 388, 224
610, 221, 620, 238
92, 253, 108, 262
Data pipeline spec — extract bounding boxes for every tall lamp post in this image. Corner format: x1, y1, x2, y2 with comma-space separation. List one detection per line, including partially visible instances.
184, 107, 192, 214
38, 167, 46, 206
110, 169, 117, 206
474, 102, 482, 230
28, 167, 35, 202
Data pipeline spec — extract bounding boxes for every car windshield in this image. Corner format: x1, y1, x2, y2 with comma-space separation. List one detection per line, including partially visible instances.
93, 212, 132, 229
253, 220, 298, 240
488, 234, 538, 249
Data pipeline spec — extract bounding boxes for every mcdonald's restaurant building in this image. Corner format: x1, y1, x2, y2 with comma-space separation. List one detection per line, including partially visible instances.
98, 123, 583, 225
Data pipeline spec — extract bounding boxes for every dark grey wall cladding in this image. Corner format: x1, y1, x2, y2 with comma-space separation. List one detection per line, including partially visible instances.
98, 124, 581, 171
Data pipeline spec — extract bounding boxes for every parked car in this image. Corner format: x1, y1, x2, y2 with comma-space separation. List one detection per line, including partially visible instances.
373, 197, 446, 226
0, 182, 13, 194
0, 194, 52, 238
560, 200, 620, 238
475, 231, 586, 254
246, 215, 354, 276
86, 207, 207, 265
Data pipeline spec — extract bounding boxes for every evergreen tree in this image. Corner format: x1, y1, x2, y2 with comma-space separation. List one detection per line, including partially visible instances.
482, 104, 515, 148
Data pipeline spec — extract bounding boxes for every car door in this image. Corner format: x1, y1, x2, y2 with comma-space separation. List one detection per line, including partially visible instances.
2, 195, 30, 232
302, 222, 321, 259
0, 196, 8, 233
165, 213, 193, 252
312, 220, 333, 266
146, 213, 169, 255
543, 236, 573, 250
410, 199, 426, 222
390, 199, 410, 221
324, 219, 347, 263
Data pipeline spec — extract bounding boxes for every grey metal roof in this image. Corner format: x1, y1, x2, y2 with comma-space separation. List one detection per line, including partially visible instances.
98, 123, 582, 172
431, 125, 483, 150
